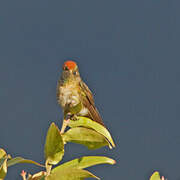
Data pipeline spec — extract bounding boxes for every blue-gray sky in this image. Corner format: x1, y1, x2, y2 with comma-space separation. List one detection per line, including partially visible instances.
0, 0, 180, 179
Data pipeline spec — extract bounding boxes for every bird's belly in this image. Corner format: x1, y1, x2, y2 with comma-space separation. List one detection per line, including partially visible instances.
59, 86, 80, 108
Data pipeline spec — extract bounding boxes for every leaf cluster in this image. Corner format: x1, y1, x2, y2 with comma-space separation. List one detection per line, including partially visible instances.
0, 116, 116, 179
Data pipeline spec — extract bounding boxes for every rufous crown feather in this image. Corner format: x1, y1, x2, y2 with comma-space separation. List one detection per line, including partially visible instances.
63, 60, 77, 70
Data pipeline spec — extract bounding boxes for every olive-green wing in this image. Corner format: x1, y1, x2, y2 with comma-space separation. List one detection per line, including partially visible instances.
79, 81, 105, 126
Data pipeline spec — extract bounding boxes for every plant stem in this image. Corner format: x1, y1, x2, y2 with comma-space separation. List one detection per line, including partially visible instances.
60, 119, 69, 134
20, 170, 27, 180
45, 160, 52, 176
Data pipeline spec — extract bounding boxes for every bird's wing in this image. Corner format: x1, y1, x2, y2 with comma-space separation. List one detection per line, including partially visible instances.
79, 81, 105, 126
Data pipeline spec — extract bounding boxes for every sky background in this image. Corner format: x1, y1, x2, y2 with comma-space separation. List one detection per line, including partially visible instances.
0, 0, 180, 179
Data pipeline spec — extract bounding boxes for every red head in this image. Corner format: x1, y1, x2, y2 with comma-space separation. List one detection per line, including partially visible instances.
63, 60, 77, 71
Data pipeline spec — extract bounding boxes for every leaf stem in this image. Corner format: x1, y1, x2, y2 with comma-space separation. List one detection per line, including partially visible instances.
60, 119, 70, 134
45, 160, 52, 176
20, 170, 27, 180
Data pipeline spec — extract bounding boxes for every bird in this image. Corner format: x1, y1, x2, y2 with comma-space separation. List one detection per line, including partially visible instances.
57, 60, 105, 130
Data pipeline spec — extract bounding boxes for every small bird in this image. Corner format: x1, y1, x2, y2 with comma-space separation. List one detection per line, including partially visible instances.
57, 60, 105, 128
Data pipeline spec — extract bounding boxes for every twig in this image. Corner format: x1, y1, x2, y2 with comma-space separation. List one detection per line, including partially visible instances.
20, 170, 27, 180
60, 119, 70, 134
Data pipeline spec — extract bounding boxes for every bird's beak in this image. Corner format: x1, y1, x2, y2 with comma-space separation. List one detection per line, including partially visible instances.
62, 70, 70, 79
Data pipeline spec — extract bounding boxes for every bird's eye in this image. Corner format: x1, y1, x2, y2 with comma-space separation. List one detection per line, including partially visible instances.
64, 66, 68, 71
73, 71, 77, 75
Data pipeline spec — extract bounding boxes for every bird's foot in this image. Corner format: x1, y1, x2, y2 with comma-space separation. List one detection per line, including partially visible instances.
65, 113, 74, 120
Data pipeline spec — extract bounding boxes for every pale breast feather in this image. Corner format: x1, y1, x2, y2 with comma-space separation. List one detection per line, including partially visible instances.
59, 84, 80, 108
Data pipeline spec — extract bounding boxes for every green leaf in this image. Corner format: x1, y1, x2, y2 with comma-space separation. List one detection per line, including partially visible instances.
47, 168, 99, 180
0, 158, 7, 180
7, 157, 44, 167
150, 171, 161, 180
0, 149, 8, 179
63, 127, 109, 150
44, 123, 64, 165
0, 158, 6, 169
52, 156, 115, 173
69, 116, 115, 148
0, 149, 6, 159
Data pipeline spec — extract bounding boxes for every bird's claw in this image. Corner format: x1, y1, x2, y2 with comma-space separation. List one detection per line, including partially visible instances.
65, 113, 74, 120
